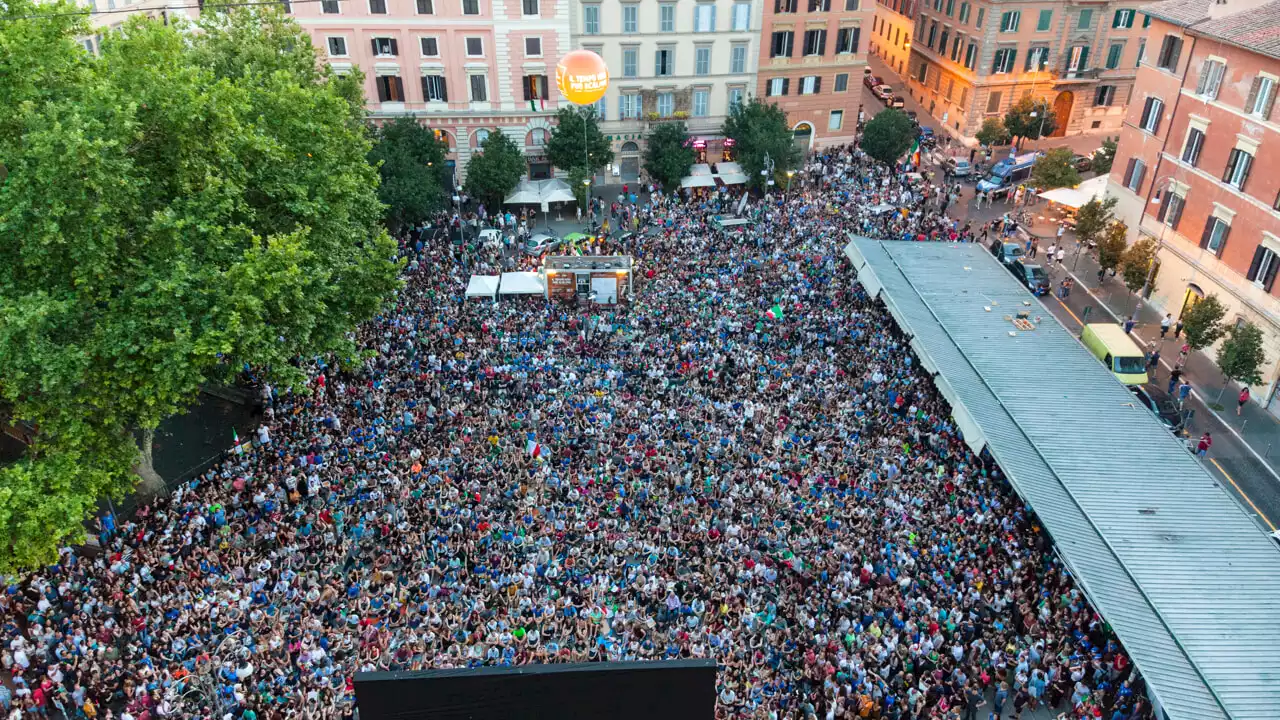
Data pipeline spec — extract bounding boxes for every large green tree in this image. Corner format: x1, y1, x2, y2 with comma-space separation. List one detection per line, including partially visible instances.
369, 117, 450, 235
1181, 294, 1227, 351
722, 97, 801, 189
1097, 221, 1128, 278
546, 106, 613, 174
643, 121, 696, 191
1092, 137, 1117, 175
0, 3, 400, 571
1121, 237, 1159, 294
1074, 196, 1117, 251
1031, 148, 1081, 189
1218, 322, 1267, 393
464, 130, 526, 210
975, 117, 1011, 148
860, 109, 916, 166
1004, 97, 1057, 147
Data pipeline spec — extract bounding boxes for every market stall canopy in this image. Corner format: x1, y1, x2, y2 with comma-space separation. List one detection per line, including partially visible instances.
689, 163, 714, 176
718, 173, 749, 185
680, 175, 717, 188
465, 275, 500, 300
499, 271, 546, 295
504, 179, 577, 206
1037, 175, 1109, 209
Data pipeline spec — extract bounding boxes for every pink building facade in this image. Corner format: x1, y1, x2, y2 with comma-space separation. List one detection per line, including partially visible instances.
291, 0, 573, 181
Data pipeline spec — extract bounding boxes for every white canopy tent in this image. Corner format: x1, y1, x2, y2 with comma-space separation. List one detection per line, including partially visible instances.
499, 271, 546, 296
1037, 175, 1109, 209
689, 163, 714, 176
503, 179, 577, 207
680, 175, 717, 189
718, 173, 749, 185
465, 275, 499, 301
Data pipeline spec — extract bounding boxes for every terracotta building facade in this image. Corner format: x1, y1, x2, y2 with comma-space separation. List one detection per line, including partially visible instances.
756, 0, 876, 150
888, 0, 1146, 143
1107, 0, 1280, 416
870, 0, 918, 78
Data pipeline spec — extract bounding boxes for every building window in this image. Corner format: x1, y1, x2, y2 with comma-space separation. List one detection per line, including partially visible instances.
1246, 75, 1277, 119
836, 27, 859, 54
1181, 127, 1205, 166
999, 10, 1019, 32
1122, 157, 1145, 192
657, 92, 674, 117
834, 72, 848, 92
992, 47, 1016, 74
958, 1, 969, 23
622, 4, 638, 32
1066, 45, 1090, 76
1139, 96, 1162, 133
1036, 8, 1051, 30
321, 0, 339, 12
327, 36, 348, 56
694, 3, 716, 32
1093, 85, 1115, 107
462, 0, 480, 11
655, 48, 674, 76
975, 7, 983, 27
728, 87, 745, 107
1247, 245, 1279, 292
619, 94, 641, 118
419, 37, 440, 56
944, 0, 953, 15
523, 74, 549, 101
1025, 46, 1047, 71
845, 0, 858, 9
771, 31, 794, 57
416, 0, 432, 12
660, 3, 675, 31
731, 44, 747, 73
767, 77, 788, 96
775, 0, 798, 12
1196, 59, 1226, 99
1156, 34, 1182, 71
464, 37, 483, 56
693, 89, 710, 116
1112, 8, 1134, 28
801, 75, 820, 94
1106, 43, 1123, 69
1157, 192, 1185, 230
926, 20, 936, 48
733, 2, 750, 29
917, 60, 928, 83
695, 46, 711, 75
1076, 8, 1092, 28
371, 37, 398, 56
1136, 40, 1145, 67
524, 36, 542, 56
368, 0, 386, 12
938, 30, 949, 55
469, 74, 488, 102
1224, 148, 1253, 190
964, 42, 976, 69
1200, 217, 1230, 256
472, 129, 491, 149
422, 74, 448, 101
986, 90, 1002, 114
809, 0, 830, 10
829, 109, 844, 130
522, 0, 538, 14
951, 34, 963, 62
803, 29, 827, 56
583, 5, 600, 33
623, 47, 638, 77
376, 75, 404, 102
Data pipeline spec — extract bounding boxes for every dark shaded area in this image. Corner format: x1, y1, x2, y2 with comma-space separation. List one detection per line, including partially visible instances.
150, 391, 258, 480
354, 660, 717, 720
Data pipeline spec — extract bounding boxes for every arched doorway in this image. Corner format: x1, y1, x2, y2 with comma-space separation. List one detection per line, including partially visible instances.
793, 122, 814, 153
1050, 92, 1073, 137
619, 141, 640, 182
1179, 283, 1205, 318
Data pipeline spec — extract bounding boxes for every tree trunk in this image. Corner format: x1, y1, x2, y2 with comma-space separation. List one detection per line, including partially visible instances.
134, 427, 166, 496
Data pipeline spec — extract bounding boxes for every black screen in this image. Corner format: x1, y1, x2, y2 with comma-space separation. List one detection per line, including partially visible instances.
355, 660, 717, 720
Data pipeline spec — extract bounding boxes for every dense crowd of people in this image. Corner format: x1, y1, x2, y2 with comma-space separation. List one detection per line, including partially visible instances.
1, 144, 1154, 720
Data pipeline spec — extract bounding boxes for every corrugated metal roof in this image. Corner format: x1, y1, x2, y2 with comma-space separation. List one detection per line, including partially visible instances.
844, 239, 1280, 720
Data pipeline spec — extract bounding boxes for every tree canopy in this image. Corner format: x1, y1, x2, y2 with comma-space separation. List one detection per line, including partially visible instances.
1031, 148, 1081, 189
369, 117, 451, 235
1074, 196, 1117, 250
975, 118, 1011, 148
1121, 237, 1159, 294
546, 106, 613, 174
1003, 98, 1057, 146
1092, 138, 1117, 175
464, 130, 526, 210
1181, 295, 1227, 351
722, 97, 801, 189
0, 3, 400, 572
1218, 322, 1267, 388
1097, 221, 1128, 277
643, 121, 696, 191
860, 109, 916, 166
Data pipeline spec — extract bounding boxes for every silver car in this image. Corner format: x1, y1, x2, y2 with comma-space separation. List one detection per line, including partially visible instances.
525, 233, 561, 255
944, 158, 973, 177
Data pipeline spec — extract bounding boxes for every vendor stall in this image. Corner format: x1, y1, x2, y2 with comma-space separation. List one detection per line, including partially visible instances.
464, 275, 499, 301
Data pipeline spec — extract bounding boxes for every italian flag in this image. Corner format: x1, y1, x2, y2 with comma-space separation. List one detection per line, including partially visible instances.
529, 98, 546, 112
232, 428, 242, 455
526, 439, 547, 458
765, 304, 785, 321
909, 138, 921, 166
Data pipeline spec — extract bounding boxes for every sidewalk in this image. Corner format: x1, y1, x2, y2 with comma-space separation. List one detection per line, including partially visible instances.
1048, 235, 1280, 477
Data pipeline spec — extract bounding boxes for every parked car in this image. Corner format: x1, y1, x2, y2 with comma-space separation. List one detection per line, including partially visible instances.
871, 85, 894, 101
525, 233, 562, 255
943, 157, 972, 177
1071, 153, 1093, 172
905, 110, 919, 125
889, 95, 906, 109
1008, 259, 1050, 296
988, 239, 1026, 265
1130, 385, 1186, 434
864, 74, 884, 89
918, 126, 936, 147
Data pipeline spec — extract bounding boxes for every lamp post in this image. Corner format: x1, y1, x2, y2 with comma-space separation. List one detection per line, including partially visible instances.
582, 178, 592, 233
786, 170, 795, 192
1137, 175, 1178, 311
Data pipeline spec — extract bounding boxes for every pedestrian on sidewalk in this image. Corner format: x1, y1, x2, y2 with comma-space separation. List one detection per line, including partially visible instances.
1055, 246, 1065, 267
1238, 386, 1251, 415
1046, 243, 1057, 263
1160, 313, 1172, 339
1146, 349, 1161, 378
1123, 316, 1136, 334
1178, 379, 1192, 406
1029, 239, 1039, 258
1196, 432, 1213, 458
1168, 368, 1183, 395
1174, 318, 1185, 339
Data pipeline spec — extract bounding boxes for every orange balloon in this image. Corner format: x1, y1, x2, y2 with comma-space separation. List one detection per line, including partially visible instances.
556, 49, 610, 106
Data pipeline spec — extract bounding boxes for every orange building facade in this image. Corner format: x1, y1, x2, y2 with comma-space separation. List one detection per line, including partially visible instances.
757, 0, 877, 150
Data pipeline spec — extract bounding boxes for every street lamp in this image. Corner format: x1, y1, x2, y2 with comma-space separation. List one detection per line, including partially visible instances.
786, 170, 795, 191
